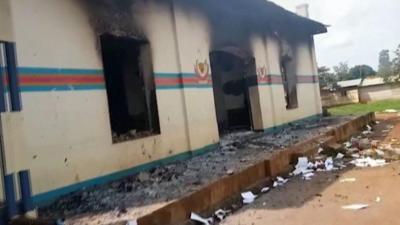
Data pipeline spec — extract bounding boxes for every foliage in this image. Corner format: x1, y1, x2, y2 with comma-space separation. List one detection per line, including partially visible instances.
349, 65, 376, 79
333, 62, 351, 81
378, 49, 392, 81
328, 99, 400, 116
392, 44, 400, 81
318, 66, 337, 88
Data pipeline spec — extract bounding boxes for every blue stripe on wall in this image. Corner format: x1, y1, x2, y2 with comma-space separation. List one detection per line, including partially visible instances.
20, 84, 106, 92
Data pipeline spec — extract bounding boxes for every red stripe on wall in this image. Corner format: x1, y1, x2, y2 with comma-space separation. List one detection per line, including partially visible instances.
19, 75, 104, 85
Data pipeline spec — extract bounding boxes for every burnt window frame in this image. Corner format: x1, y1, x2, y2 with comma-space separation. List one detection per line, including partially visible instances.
0, 41, 22, 112
280, 57, 298, 110
99, 34, 160, 144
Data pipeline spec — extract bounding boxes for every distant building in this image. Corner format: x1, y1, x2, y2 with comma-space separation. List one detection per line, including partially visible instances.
0, 0, 326, 208
321, 77, 400, 107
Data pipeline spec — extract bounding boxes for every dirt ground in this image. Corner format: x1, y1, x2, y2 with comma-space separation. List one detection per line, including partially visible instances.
40, 116, 351, 225
220, 113, 400, 225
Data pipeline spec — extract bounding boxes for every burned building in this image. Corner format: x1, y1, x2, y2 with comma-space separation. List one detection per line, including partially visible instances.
0, 0, 326, 210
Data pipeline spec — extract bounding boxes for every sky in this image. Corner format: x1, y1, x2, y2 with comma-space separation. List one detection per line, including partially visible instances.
271, 0, 400, 70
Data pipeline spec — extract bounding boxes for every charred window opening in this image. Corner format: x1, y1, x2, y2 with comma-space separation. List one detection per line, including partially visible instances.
100, 34, 160, 143
279, 37, 298, 110
210, 51, 253, 135
280, 58, 298, 109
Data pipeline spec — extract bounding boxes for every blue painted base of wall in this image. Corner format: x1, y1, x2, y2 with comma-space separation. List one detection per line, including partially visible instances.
31, 113, 322, 208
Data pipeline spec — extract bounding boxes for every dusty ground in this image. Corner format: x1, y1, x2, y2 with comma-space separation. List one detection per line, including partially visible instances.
220, 164, 400, 225
220, 113, 400, 225
40, 116, 352, 225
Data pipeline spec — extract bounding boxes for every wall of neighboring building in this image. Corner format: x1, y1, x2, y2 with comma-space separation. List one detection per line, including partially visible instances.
321, 88, 359, 108
1, 0, 323, 206
359, 83, 400, 103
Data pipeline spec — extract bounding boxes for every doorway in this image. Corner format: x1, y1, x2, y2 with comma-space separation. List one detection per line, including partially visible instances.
209, 49, 255, 135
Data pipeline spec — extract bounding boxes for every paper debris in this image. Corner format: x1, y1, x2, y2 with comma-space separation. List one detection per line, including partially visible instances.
261, 187, 270, 193
318, 147, 324, 154
277, 176, 288, 183
190, 212, 213, 225
273, 176, 289, 187
241, 191, 257, 204
336, 153, 345, 159
126, 221, 137, 225
302, 172, 315, 180
362, 130, 372, 135
351, 153, 361, 158
293, 157, 309, 175
344, 142, 352, 148
366, 124, 372, 131
351, 157, 387, 168
325, 157, 334, 171
339, 178, 356, 183
342, 204, 369, 210
215, 209, 230, 221
384, 109, 397, 113
376, 197, 381, 202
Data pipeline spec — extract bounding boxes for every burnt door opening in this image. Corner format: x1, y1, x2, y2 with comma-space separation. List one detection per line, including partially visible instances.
210, 51, 253, 135
100, 34, 160, 143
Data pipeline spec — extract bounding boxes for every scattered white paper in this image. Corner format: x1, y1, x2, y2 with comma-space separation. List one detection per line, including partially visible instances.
325, 157, 334, 171
190, 212, 213, 225
339, 178, 356, 183
344, 142, 352, 148
302, 172, 315, 180
366, 125, 372, 131
351, 157, 387, 168
214, 209, 230, 221
293, 157, 309, 175
241, 191, 257, 204
126, 220, 137, 225
261, 187, 270, 193
376, 197, 381, 202
351, 153, 361, 158
318, 147, 324, 154
362, 130, 373, 135
336, 153, 345, 159
342, 204, 369, 210
277, 176, 288, 183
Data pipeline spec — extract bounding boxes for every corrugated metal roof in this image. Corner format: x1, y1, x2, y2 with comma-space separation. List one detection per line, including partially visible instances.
337, 79, 362, 88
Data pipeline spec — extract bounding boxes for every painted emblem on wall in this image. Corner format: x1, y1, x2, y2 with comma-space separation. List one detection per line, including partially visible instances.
194, 59, 211, 83
257, 66, 268, 83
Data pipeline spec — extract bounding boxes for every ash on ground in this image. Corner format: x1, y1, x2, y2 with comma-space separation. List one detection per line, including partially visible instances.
39, 116, 351, 224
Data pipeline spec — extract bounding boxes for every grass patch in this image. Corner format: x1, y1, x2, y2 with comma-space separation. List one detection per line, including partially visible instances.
328, 99, 400, 116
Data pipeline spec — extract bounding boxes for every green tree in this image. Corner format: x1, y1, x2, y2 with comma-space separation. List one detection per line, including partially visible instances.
333, 62, 351, 81
349, 65, 376, 79
318, 66, 336, 88
378, 49, 392, 80
392, 44, 400, 82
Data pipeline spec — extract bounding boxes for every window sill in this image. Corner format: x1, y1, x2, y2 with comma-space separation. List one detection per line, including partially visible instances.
112, 131, 161, 144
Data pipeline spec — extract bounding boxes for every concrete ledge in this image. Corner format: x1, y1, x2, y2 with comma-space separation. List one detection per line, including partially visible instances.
107, 113, 376, 225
